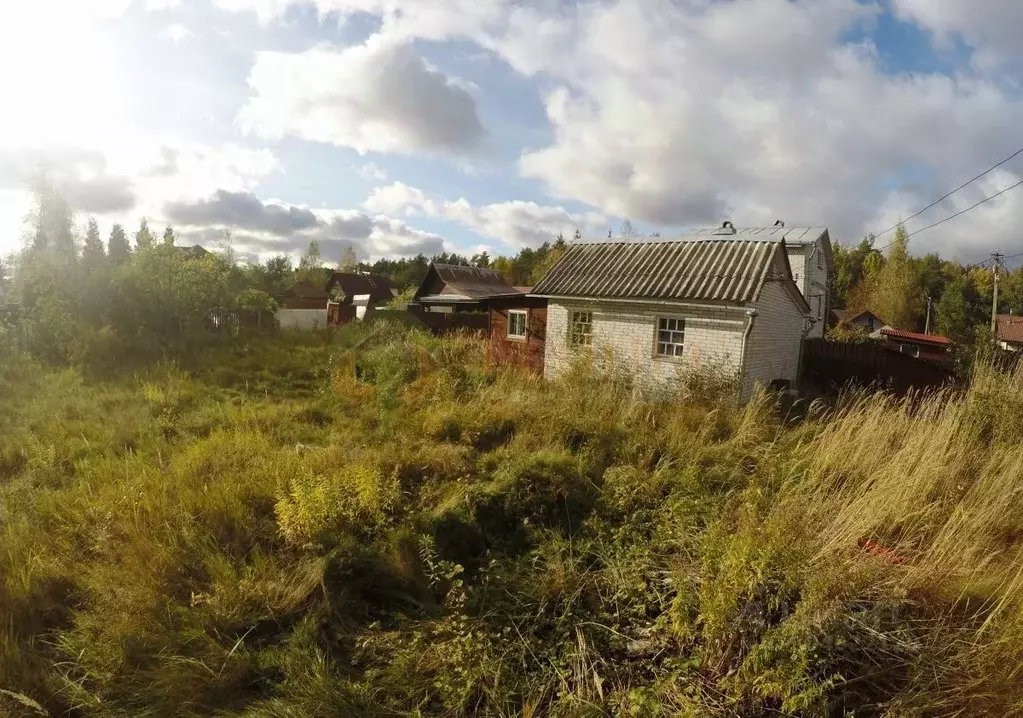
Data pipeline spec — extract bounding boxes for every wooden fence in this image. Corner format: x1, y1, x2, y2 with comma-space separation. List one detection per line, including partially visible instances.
802, 339, 956, 395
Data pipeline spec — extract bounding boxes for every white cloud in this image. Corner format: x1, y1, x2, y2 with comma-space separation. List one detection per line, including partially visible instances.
363, 181, 434, 216
892, 0, 1023, 69
356, 162, 388, 182
160, 23, 195, 42
216, 0, 1023, 260
363, 181, 606, 247
238, 34, 486, 156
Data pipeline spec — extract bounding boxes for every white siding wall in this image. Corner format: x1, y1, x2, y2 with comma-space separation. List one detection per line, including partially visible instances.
785, 243, 829, 339
276, 308, 326, 330
743, 281, 807, 398
544, 300, 746, 387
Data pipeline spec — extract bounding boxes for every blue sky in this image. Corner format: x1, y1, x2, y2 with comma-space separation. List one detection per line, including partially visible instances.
3, 0, 1023, 265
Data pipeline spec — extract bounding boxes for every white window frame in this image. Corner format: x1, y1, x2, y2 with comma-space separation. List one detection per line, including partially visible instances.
654, 316, 686, 358
569, 310, 593, 347
507, 309, 528, 340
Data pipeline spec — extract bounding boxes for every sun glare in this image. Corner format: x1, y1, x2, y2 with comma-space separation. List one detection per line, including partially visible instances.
0, 5, 126, 150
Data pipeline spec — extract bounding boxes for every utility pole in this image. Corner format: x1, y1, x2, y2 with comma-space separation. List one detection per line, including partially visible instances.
992, 251, 1004, 340
925, 295, 932, 334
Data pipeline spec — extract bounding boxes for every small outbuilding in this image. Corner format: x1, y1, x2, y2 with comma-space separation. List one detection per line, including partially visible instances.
873, 327, 953, 366
277, 281, 330, 329
832, 309, 887, 333
325, 272, 396, 306
531, 233, 811, 399
413, 263, 524, 313
486, 289, 548, 374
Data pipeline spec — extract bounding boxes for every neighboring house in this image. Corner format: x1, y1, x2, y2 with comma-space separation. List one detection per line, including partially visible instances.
873, 327, 953, 366
532, 235, 812, 399
685, 224, 834, 338
486, 287, 548, 374
995, 314, 1023, 352
176, 245, 210, 260
277, 281, 330, 329
413, 263, 523, 313
833, 308, 886, 333
325, 272, 396, 306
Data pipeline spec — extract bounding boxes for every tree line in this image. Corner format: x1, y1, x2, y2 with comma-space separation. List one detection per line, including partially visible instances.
831, 225, 1017, 346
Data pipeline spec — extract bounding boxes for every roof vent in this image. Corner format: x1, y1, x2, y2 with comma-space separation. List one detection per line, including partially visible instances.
774, 219, 785, 227
712, 220, 736, 236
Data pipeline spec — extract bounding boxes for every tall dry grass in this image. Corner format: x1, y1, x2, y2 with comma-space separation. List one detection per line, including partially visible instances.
4, 324, 1023, 715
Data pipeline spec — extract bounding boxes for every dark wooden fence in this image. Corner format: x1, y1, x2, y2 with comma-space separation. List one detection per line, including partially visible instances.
803, 339, 956, 395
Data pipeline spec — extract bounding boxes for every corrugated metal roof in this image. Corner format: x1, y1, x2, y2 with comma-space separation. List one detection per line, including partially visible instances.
531, 238, 784, 303
682, 226, 829, 245
418, 263, 521, 301
879, 327, 952, 346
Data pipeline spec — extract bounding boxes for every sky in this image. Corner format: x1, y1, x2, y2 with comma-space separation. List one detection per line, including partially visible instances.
3, 0, 1023, 266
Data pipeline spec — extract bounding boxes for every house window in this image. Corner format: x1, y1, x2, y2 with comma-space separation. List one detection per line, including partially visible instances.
816, 248, 824, 270
570, 311, 593, 347
656, 317, 685, 357
507, 309, 527, 339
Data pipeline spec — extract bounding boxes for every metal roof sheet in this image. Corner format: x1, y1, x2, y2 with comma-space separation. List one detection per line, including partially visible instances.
681, 226, 829, 245
532, 238, 785, 304
417, 263, 521, 301
879, 327, 952, 346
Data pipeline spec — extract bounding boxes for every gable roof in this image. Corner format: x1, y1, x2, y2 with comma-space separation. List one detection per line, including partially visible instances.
414, 263, 522, 302
680, 226, 833, 270
326, 272, 396, 304
835, 308, 885, 325
532, 237, 809, 312
879, 327, 952, 347
996, 314, 1023, 344
287, 281, 332, 300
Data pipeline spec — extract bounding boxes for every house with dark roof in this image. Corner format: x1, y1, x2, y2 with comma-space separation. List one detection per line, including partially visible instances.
995, 314, 1023, 352
325, 272, 397, 306
413, 263, 524, 313
531, 230, 812, 399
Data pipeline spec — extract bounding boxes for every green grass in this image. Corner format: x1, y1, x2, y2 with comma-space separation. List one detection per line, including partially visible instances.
3, 323, 1023, 716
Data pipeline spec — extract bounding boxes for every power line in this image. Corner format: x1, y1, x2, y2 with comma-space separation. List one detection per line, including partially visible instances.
902, 178, 1023, 242
873, 143, 1023, 243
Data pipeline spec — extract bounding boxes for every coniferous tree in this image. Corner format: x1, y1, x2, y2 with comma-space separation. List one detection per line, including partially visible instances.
135, 219, 156, 250
162, 226, 176, 247
108, 224, 131, 265
82, 218, 105, 268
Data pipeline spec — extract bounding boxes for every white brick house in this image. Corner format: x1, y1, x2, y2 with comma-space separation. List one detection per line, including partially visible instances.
684, 225, 834, 337
532, 228, 812, 400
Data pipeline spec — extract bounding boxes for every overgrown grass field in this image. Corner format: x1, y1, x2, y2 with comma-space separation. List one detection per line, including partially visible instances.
4, 324, 1023, 716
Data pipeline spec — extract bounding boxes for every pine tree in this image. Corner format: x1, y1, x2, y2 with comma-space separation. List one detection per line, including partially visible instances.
108, 224, 131, 265
162, 226, 176, 247
135, 219, 155, 250
82, 218, 105, 268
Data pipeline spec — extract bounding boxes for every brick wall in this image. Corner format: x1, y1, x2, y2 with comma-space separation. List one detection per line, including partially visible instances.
543, 300, 746, 386
743, 280, 806, 398
488, 302, 547, 373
